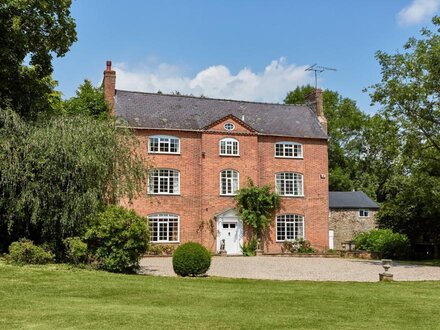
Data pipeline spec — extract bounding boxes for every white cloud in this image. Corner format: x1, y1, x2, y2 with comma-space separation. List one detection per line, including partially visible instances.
397, 0, 440, 26
113, 57, 314, 103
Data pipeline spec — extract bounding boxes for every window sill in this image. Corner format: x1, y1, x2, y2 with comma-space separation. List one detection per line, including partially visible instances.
147, 193, 181, 196
151, 241, 180, 244
279, 195, 305, 198
274, 156, 303, 159
148, 152, 181, 155
219, 194, 237, 197
219, 154, 240, 157
275, 239, 305, 243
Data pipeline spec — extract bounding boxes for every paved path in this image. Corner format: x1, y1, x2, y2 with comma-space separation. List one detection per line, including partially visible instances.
140, 256, 440, 282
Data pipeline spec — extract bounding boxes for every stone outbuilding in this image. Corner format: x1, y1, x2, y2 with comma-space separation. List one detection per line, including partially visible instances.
328, 191, 379, 250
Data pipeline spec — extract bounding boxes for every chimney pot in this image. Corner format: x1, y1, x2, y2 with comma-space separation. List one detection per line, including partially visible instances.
106, 60, 112, 71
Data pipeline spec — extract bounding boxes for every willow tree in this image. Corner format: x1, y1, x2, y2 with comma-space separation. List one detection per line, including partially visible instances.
0, 109, 149, 252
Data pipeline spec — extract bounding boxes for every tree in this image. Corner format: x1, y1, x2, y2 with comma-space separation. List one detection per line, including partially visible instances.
64, 80, 109, 118
369, 16, 440, 160
285, 86, 368, 192
0, 0, 77, 119
0, 109, 149, 253
369, 17, 440, 250
235, 179, 281, 244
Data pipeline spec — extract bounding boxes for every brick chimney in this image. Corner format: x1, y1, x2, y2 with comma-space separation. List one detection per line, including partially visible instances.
103, 60, 116, 115
305, 89, 327, 133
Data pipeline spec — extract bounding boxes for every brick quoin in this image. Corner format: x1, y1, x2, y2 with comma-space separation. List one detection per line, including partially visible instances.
106, 62, 329, 253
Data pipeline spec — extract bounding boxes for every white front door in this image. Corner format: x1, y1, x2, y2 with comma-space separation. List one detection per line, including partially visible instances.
217, 209, 243, 255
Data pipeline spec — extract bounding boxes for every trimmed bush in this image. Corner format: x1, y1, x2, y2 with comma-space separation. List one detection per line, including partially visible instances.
6, 239, 54, 265
63, 237, 88, 265
84, 206, 149, 273
172, 242, 211, 277
354, 229, 411, 259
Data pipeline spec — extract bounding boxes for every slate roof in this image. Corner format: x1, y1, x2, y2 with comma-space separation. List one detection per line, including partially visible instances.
114, 90, 327, 139
329, 191, 380, 209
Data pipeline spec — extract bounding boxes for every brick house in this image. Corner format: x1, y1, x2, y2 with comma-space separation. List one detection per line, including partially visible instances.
328, 191, 379, 250
103, 61, 329, 254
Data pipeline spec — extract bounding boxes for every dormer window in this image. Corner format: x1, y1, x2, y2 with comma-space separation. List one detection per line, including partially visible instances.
275, 142, 303, 158
219, 138, 239, 156
224, 123, 235, 131
148, 135, 180, 154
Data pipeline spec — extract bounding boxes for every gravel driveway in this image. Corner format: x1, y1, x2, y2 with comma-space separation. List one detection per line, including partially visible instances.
140, 256, 440, 282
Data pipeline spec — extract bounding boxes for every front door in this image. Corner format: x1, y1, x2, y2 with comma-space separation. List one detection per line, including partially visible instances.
217, 209, 243, 255
220, 222, 240, 254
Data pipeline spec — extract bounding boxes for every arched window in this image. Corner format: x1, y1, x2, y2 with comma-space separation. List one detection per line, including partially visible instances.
275, 141, 303, 158
148, 169, 180, 195
275, 172, 304, 196
148, 213, 180, 242
219, 138, 239, 156
148, 135, 180, 154
276, 214, 304, 241
220, 170, 239, 195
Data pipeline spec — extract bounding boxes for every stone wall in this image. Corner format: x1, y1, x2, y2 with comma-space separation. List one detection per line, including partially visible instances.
329, 209, 377, 250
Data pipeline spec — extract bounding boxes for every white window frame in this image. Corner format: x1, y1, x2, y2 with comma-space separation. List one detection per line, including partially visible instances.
359, 209, 370, 217
219, 138, 239, 156
220, 169, 239, 196
148, 213, 180, 243
275, 141, 303, 159
148, 169, 180, 195
275, 172, 304, 197
148, 135, 180, 154
276, 214, 305, 242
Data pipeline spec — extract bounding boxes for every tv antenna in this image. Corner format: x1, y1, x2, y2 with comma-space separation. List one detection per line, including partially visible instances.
305, 64, 337, 89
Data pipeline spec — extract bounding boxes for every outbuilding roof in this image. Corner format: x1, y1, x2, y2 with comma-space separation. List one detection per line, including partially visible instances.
329, 191, 380, 209
114, 90, 328, 139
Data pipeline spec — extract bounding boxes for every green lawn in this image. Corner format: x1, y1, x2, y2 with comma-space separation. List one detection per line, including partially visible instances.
1, 263, 440, 329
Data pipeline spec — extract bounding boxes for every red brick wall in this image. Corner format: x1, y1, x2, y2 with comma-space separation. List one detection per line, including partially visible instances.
122, 122, 328, 253
258, 136, 328, 252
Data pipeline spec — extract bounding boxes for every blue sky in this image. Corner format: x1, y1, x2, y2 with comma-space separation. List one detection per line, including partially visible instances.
53, 0, 440, 113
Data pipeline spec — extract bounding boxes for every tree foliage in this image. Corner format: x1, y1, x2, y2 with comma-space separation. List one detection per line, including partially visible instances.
368, 17, 440, 247
64, 79, 109, 118
0, 0, 77, 119
235, 179, 281, 240
0, 109, 149, 252
84, 206, 149, 273
369, 16, 440, 158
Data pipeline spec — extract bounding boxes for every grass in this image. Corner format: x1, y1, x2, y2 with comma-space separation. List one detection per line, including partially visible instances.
1, 263, 440, 329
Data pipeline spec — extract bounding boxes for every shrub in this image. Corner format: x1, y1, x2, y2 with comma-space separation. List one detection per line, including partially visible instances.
241, 237, 258, 256
147, 244, 177, 256
282, 239, 316, 253
6, 239, 54, 265
354, 229, 411, 259
172, 242, 211, 277
63, 237, 89, 265
84, 206, 149, 273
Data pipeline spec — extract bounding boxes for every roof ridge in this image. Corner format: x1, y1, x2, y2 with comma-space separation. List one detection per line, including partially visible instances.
115, 89, 307, 107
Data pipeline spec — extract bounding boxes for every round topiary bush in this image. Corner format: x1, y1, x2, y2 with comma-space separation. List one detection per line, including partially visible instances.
172, 242, 211, 277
